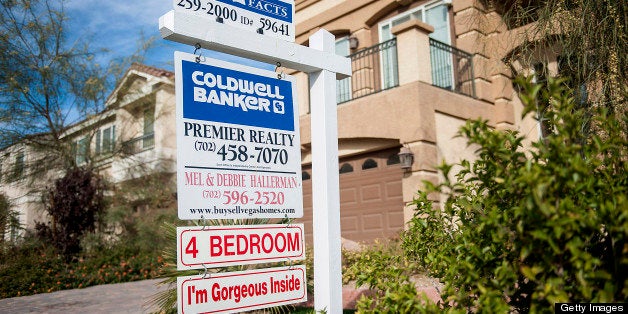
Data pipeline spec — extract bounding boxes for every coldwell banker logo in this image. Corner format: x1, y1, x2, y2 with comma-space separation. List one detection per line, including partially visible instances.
182, 60, 295, 131
219, 0, 292, 23
191, 70, 286, 115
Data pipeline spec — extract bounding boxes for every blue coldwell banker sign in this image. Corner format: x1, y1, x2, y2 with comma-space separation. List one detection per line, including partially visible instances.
182, 59, 295, 131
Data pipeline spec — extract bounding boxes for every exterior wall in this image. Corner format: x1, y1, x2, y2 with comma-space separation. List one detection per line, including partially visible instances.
295, 0, 542, 231
0, 144, 48, 232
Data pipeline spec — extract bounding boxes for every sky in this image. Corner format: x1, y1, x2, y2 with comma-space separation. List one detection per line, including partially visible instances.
64, 0, 272, 73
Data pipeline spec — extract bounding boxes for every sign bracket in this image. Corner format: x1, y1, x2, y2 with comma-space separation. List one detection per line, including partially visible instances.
159, 11, 351, 78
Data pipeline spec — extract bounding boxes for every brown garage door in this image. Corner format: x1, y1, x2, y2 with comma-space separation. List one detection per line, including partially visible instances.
299, 148, 404, 243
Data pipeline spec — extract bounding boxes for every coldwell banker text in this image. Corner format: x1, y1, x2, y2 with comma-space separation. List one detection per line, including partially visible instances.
192, 70, 286, 114
182, 60, 295, 132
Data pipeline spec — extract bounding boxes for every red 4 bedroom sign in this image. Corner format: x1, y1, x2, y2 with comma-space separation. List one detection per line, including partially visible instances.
177, 224, 305, 270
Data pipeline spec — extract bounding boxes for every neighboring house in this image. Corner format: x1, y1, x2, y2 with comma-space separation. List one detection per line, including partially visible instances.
3, 0, 564, 243
0, 64, 176, 233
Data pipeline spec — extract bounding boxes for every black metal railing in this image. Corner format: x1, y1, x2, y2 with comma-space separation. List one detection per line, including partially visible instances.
429, 38, 476, 98
121, 133, 155, 155
337, 38, 398, 104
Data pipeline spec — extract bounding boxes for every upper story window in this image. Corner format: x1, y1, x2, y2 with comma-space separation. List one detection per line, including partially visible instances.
379, 0, 451, 44
143, 108, 155, 149
73, 137, 90, 165
336, 36, 352, 103
95, 125, 116, 155
10, 151, 25, 181
379, 1, 452, 89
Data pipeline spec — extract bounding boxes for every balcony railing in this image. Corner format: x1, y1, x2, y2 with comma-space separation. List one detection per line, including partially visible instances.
121, 133, 155, 155
337, 38, 399, 104
335, 38, 476, 103
429, 38, 476, 98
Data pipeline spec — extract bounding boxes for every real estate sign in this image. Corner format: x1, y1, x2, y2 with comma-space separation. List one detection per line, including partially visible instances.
173, 0, 295, 42
174, 51, 303, 220
177, 265, 307, 313
177, 224, 305, 270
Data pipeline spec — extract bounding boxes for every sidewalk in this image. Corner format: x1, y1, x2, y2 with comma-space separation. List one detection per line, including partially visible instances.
0, 279, 167, 314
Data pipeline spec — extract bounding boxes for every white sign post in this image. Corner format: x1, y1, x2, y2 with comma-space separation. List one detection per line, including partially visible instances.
308, 31, 343, 313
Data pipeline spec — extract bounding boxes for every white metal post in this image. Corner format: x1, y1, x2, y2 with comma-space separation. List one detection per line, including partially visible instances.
309, 29, 343, 314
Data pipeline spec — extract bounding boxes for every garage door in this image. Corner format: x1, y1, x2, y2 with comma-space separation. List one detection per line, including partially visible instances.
299, 148, 405, 243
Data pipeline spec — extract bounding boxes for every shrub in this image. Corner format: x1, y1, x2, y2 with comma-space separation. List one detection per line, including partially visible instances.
402, 77, 627, 312
35, 167, 105, 260
0, 235, 164, 298
343, 239, 426, 313
348, 77, 626, 312
0, 193, 21, 246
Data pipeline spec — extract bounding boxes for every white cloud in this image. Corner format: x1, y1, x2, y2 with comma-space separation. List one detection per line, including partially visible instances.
64, 0, 173, 65
66, 0, 171, 26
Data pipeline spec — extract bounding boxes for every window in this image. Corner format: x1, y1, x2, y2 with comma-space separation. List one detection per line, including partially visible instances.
362, 159, 378, 170
143, 108, 155, 149
379, 1, 452, 88
339, 163, 354, 174
336, 36, 352, 103
302, 171, 311, 180
74, 137, 90, 165
95, 130, 101, 155
96, 125, 116, 155
13, 152, 25, 180
557, 55, 588, 107
532, 62, 553, 139
387, 153, 400, 165
379, 1, 451, 44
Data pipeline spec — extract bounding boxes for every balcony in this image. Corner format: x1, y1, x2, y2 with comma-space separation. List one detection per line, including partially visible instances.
121, 133, 155, 155
336, 24, 475, 104
337, 39, 399, 104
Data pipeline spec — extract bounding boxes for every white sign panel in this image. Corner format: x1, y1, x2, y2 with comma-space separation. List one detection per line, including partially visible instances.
178, 265, 307, 313
173, 0, 295, 42
177, 224, 305, 270
175, 51, 303, 220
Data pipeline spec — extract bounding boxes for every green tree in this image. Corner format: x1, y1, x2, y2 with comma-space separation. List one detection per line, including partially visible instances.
0, 0, 104, 163
0, 192, 21, 246
0, 0, 155, 168
399, 77, 627, 312
484, 0, 626, 116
